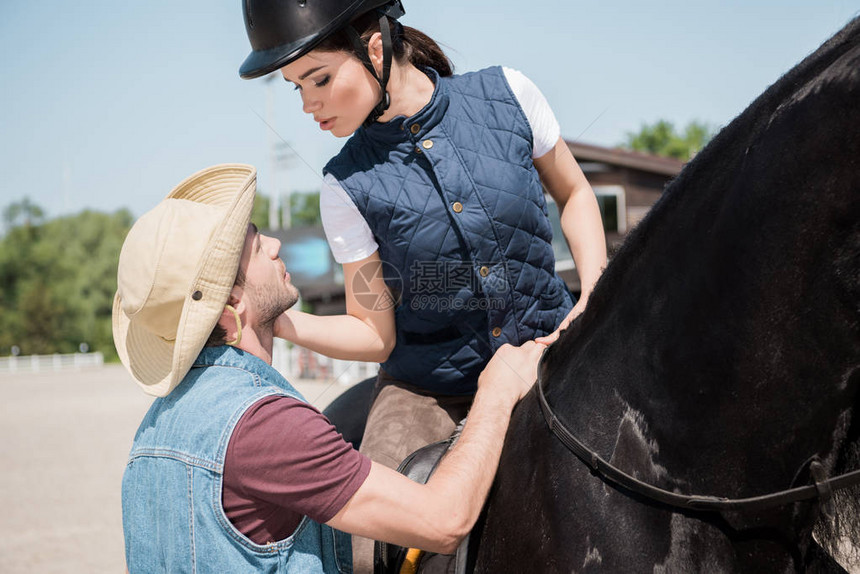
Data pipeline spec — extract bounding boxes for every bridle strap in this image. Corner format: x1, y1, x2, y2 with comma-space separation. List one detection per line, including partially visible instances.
536, 364, 860, 513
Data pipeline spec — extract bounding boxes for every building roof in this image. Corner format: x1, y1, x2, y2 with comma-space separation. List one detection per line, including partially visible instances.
566, 141, 685, 177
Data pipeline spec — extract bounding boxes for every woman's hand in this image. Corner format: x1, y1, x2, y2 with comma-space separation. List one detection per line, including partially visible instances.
272, 252, 396, 362
534, 298, 586, 345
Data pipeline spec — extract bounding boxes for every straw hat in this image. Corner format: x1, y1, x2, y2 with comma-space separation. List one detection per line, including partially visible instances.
112, 164, 257, 397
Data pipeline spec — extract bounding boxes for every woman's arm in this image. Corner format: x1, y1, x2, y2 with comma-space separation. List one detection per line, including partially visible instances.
534, 137, 607, 343
275, 252, 396, 362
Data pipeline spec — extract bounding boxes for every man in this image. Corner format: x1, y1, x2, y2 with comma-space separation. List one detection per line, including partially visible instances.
115, 164, 544, 573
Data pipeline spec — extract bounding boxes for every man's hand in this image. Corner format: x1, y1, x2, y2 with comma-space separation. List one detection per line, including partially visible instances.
478, 341, 546, 406
328, 341, 547, 553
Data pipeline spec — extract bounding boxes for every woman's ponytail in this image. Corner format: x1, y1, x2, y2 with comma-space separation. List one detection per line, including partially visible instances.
318, 14, 453, 77
401, 26, 453, 77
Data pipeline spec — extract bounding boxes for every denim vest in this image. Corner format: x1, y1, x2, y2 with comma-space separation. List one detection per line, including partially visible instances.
325, 66, 572, 394
122, 346, 351, 573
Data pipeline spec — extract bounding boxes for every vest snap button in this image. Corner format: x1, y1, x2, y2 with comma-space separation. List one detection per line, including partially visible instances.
191, 290, 203, 301
492, 327, 502, 337
479, 266, 490, 277
410, 124, 421, 134
415, 146, 422, 154
452, 202, 463, 213
422, 139, 434, 150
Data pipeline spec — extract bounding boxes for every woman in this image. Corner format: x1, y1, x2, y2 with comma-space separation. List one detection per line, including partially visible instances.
240, 1, 606, 569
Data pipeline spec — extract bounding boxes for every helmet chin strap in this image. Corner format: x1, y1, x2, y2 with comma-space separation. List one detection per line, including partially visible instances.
346, 12, 397, 126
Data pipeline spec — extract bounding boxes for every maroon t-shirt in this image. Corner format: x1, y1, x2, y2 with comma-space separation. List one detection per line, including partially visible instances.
222, 395, 371, 544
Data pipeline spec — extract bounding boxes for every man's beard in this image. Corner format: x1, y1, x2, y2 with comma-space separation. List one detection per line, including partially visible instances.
250, 282, 299, 330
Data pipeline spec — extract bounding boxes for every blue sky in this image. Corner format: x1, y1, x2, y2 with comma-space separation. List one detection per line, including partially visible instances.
1, 1, 857, 219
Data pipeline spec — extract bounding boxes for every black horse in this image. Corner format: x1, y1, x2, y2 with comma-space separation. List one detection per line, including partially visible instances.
472, 17, 860, 573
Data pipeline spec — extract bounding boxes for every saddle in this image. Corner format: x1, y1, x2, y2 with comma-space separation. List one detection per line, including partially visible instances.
374, 430, 470, 574
323, 382, 472, 573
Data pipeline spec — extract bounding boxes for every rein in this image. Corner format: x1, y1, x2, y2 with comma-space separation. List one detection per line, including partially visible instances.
535, 358, 860, 513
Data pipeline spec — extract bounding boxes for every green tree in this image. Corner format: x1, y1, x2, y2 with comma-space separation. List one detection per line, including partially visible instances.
0, 203, 133, 360
250, 192, 271, 231
621, 119, 715, 161
291, 191, 321, 227
3, 198, 45, 231
40, 209, 134, 357
250, 190, 322, 230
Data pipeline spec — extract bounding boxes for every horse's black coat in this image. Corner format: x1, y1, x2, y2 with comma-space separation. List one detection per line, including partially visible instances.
474, 18, 860, 573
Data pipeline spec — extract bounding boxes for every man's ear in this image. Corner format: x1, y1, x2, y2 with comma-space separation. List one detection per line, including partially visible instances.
218, 289, 246, 341
227, 287, 244, 313
367, 31, 384, 75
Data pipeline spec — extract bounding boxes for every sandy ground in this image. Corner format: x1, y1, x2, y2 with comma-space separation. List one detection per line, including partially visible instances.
0, 364, 348, 574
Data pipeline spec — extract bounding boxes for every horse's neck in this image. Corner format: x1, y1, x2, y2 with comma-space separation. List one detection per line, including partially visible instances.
545, 18, 860, 495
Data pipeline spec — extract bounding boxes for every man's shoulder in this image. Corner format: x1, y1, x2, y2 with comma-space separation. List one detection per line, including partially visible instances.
161, 355, 306, 417
131, 362, 309, 460
192, 346, 306, 399
238, 394, 322, 429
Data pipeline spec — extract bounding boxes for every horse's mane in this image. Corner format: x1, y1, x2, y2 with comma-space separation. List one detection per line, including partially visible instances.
543, 14, 860, 560
556, 15, 860, 352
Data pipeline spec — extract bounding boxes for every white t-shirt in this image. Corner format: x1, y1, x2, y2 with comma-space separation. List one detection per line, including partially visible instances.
321, 67, 561, 264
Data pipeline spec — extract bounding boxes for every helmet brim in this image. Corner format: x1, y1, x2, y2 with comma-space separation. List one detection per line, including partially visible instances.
239, 32, 323, 79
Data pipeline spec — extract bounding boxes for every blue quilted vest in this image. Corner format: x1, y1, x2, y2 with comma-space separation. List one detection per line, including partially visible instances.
325, 66, 572, 394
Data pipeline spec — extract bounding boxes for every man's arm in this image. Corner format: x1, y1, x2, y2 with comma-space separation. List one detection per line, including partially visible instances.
326, 341, 545, 554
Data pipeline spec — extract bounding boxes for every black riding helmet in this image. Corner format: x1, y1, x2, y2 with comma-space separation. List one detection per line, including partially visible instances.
240, 0, 406, 124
